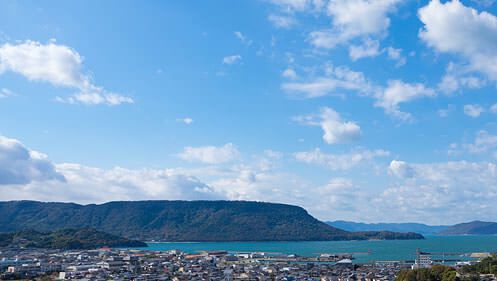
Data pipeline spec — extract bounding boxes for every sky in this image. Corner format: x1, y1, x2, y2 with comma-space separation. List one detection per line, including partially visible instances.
1, 0, 497, 225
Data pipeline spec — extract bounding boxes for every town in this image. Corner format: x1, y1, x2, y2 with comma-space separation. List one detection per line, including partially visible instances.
1, 247, 495, 281
0, 247, 413, 281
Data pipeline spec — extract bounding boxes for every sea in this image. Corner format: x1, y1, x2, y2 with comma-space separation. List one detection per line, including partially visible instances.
136, 236, 497, 264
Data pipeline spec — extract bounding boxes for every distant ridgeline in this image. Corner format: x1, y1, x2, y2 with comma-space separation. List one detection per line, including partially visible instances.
439, 221, 497, 235
327, 221, 449, 235
0, 200, 424, 242
0, 228, 146, 249
328, 220, 497, 235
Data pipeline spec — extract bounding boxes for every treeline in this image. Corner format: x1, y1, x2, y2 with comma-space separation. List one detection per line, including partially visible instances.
0, 228, 147, 249
395, 255, 497, 281
396, 265, 457, 281
460, 255, 497, 276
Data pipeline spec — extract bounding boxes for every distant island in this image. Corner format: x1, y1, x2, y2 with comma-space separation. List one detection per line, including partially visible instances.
0, 200, 423, 242
0, 228, 146, 249
327, 221, 449, 235
327, 220, 497, 235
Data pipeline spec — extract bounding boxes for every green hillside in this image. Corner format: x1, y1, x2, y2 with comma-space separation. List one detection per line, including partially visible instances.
0, 228, 146, 249
0, 200, 424, 241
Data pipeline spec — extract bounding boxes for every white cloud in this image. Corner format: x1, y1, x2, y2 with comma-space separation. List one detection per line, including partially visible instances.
348, 39, 381, 61
438, 74, 459, 95
177, 117, 194, 125
437, 63, 487, 94
491, 103, 497, 113
0, 136, 222, 203
419, 0, 497, 82
0, 40, 87, 88
471, 0, 496, 7
0, 40, 133, 105
467, 131, 497, 153
197, 162, 365, 220
4, 134, 497, 224
378, 160, 497, 223
210, 168, 266, 200
450, 130, 497, 155
1, 163, 222, 203
282, 77, 340, 98
375, 80, 435, 120
268, 14, 297, 28
234, 31, 252, 45
464, 104, 485, 118
282, 65, 375, 98
308, 30, 345, 49
313, 178, 368, 213
438, 104, 455, 118
282, 64, 433, 120
295, 107, 362, 144
222, 55, 242, 65
0, 134, 353, 220
178, 143, 240, 164
234, 31, 245, 42
0, 88, 13, 98
282, 68, 298, 79
318, 178, 354, 193
388, 160, 416, 178
56, 91, 134, 106
309, 0, 401, 48
295, 148, 389, 170
0, 135, 65, 185
386, 46, 406, 66
172, 153, 315, 209
268, 0, 325, 12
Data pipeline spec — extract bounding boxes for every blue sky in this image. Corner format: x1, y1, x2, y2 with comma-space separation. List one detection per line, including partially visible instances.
1, 0, 497, 224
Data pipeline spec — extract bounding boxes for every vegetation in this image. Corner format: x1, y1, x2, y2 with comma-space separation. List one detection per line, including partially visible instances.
460, 255, 497, 275
396, 265, 457, 281
395, 256, 497, 281
0, 200, 424, 241
0, 228, 146, 249
352, 231, 423, 240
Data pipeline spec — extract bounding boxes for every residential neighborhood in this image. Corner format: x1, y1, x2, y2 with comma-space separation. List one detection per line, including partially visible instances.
0, 247, 414, 281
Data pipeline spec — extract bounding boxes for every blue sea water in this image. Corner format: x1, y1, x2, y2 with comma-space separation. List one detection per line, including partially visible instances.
140, 236, 497, 263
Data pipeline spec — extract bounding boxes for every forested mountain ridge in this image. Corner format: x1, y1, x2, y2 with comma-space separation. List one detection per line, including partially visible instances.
0, 200, 424, 241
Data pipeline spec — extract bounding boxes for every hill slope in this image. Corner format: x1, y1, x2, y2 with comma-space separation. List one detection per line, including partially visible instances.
0, 200, 423, 241
0, 228, 146, 249
328, 220, 449, 235
439, 221, 497, 235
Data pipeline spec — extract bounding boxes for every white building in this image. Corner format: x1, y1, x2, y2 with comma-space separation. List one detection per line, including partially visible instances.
412, 249, 432, 269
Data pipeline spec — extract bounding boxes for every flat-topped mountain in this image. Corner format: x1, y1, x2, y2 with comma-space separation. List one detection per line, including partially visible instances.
0, 200, 423, 241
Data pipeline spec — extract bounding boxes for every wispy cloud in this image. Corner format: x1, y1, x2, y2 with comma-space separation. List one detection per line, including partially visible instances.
222, 55, 242, 65
178, 143, 240, 164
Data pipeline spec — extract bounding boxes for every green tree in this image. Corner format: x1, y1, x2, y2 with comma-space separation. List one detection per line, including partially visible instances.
395, 266, 456, 281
